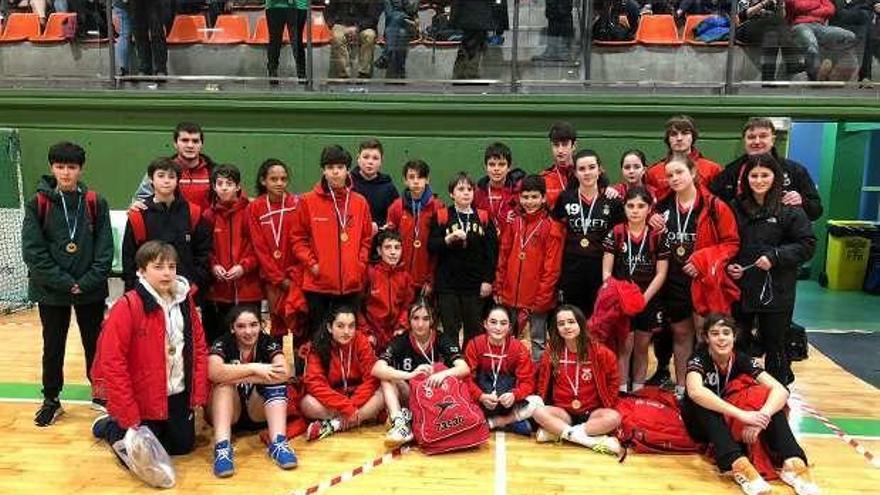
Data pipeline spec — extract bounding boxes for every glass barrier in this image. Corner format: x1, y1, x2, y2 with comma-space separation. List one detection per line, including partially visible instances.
0, 0, 879, 94
0, 1, 111, 85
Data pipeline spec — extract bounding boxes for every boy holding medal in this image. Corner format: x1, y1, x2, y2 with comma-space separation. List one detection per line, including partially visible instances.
23, 142, 114, 426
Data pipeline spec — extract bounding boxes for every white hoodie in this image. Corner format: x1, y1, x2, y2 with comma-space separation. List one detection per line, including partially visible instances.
139, 275, 191, 396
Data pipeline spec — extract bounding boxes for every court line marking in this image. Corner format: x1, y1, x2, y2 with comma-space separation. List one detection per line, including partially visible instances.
290, 445, 411, 495
790, 392, 880, 469
494, 431, 506, 495
798, 433, 880, 441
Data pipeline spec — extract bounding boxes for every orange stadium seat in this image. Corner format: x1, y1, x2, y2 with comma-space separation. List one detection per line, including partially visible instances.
305, 9, 331, 46
0, 13, 41, 43
247, 16, 289, 45
683, 15, 728, 46
166, 15, 208, 44
635, 15, 683, 46
206, 14, 249, 44
30, 12, 76, 43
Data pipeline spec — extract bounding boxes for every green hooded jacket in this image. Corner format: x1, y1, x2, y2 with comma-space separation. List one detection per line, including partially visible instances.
22, 175, 114, 306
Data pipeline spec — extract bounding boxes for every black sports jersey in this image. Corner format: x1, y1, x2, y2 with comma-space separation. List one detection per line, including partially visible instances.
552, 189, 624, 258
685, 349, 762, 399
210, 332, 283, 365
655, 194, 703, 283
379, 331, 462, 372
603, 224, 670, 291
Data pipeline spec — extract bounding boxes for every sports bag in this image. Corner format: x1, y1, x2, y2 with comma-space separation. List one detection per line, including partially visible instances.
409, 367, 490, 455
616, 388, 701, 455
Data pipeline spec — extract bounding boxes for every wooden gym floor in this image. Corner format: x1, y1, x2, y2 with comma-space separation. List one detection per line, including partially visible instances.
1, 283, 878, 495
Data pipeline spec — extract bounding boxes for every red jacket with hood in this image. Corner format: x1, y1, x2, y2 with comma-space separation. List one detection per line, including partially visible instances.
494, 208, 564, 313
363, 261, 414, 350
464, 334, 535, 402
539, 163, 574, 208
292, 180, 373, 295
646, 148, 722, 201
474, 169, 526, 233
205, 195, 262, 303
785, 0, 836, 25
689, 192, 741, 314
536, 342, 619, 412
386, 189, 444, 292
303, 332, 379, 418
92, 283, 209, 429
589, 278, 646, 353
174, 155, 213, 212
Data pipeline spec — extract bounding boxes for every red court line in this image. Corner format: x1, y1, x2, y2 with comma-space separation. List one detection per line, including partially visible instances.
290, 446, 412, 495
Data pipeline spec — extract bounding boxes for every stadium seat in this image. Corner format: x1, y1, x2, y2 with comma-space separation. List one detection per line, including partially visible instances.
683, 15, 728, 46
635, 15, 683, 46
247, 16, 289, 45
594, 37, 637, 47
305, 9, 331, 46
30, 12, 76, 43
0, 13, 41, 43
206, 14, 249, 44
166, 15, 208, 44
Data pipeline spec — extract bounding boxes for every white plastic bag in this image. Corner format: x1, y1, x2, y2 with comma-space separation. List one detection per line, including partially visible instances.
111, 425, 176, 488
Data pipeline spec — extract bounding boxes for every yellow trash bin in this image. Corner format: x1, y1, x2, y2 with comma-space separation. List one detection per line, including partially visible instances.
826, 220, 878, 291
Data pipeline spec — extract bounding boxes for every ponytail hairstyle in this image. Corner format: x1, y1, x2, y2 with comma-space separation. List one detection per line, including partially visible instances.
547, 304, 591, 369
255, 158, 289, 196
572, 149, 610, 190
312, 305, 358, 372
408, 298, 437, 329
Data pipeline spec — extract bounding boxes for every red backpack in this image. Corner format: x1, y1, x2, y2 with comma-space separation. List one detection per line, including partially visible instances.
616, 388, 702, 455
36, 190, 99, 230
409, 367, 490, 455
127, 203, 201, 244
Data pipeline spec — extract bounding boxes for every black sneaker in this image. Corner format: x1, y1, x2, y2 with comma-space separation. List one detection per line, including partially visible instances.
34, 398, 63, 427
91, 397, 108, 413
645, 368, 671, 387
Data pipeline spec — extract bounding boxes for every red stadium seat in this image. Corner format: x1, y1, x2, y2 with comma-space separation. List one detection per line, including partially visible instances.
30, 12, 76, 43
635, 15, 683, 46
206, 14, 249, 44
166, 15, 207, 44
305, 9, 331, 46
0, 13, 41, 43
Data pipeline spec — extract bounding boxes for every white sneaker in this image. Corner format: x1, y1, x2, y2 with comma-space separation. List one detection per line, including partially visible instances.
535, 428, 558, 443
780, 458, 821, 495
513, 395, 544, 421
588, 435, 622, 456
384, 414, 413, 448
731, 458, 772, 495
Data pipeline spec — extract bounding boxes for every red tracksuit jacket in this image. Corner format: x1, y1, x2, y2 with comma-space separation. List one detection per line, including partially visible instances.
540, 163, 574, 208
303, 332, 379, 418
92, 284, 209, 429
464, 334, 535, 402
248, 193, 302, 287
690, 192, 740, 314
205, 196, 262, 304
173, 155, 213, 212
363, 261, 414, 350
494, 209, 564, 313
474, 181, 520, 234
645, 148, 722, 201
291, 180, 373, 295
386, 194, 444, 292
535, 342, 619, 414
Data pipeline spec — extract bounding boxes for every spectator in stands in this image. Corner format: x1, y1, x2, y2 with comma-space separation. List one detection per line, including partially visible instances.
326, 0, 382, 79
786, 0, 857, 80
592, 0, 641, 42
676, 0, 728, 21
175, 0, 232, 26
383, 0, 419, 78
830, 0, 880, 81
450, 0, 494, 78
488, 0, 509, 46
735, 0, 797, 81
132, 0, 172, 76
266, 0, 308, 81
113, 0, 133, 76
532, 0, 574, 61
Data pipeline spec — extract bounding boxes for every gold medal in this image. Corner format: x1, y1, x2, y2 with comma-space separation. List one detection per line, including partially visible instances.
519, 251, 526, 260
580, 238, 590, 248
413, 239, 422, 249
65, 242, 78, 254
676, 245, 687, 258
273, 249, 282, 260
340, 232, 349, 242
571, 399, 582, 410
167, 344, 176, 356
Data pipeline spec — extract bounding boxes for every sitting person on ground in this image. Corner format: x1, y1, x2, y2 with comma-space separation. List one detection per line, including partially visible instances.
91, 241, 208, 487
326, 0, 383, 78
301, 305, 385, 441
464, 305, 543, 436
683, 314, 821, 495
371, 300, 470, 447
532, 304, 623, 455
786, 0, 857, 80
207, 305, 297, 478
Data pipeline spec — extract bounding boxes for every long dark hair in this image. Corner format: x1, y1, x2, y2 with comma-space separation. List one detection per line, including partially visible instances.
312, 305, 358, 372
547, 304, 591, 368
225, 304, 263, 339
572, 149, 610, 190
255, 158, 289, 196
736, 153, 783, 217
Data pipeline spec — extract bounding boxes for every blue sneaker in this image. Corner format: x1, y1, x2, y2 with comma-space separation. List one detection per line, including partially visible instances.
505, 420, 533, 437
213, 440, 234, 478
91, 413, 111, 440
487, 34, 504, 46
268, 435, 298, 469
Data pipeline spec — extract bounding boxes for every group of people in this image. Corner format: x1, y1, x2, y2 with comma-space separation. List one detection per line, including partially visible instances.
589, 0, 879, 82
23, 116, 823, 495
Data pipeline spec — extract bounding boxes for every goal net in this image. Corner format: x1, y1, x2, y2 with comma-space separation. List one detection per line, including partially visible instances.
0, 129, 30, 314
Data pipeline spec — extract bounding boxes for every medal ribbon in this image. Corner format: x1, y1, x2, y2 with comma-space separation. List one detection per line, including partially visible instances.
675, 198, 696, 248
265, 193, 287, 252
518, 216, 546, 254
489, 338, 507, 394
626, 228, 647, 277
329, 187, 351, 235
563, 348, 580, 403
59, 189, 83, 242
713, 355, 734, 396
414, 334, 435, 366
339, 343, 354, 392
578, 191, 598, 237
